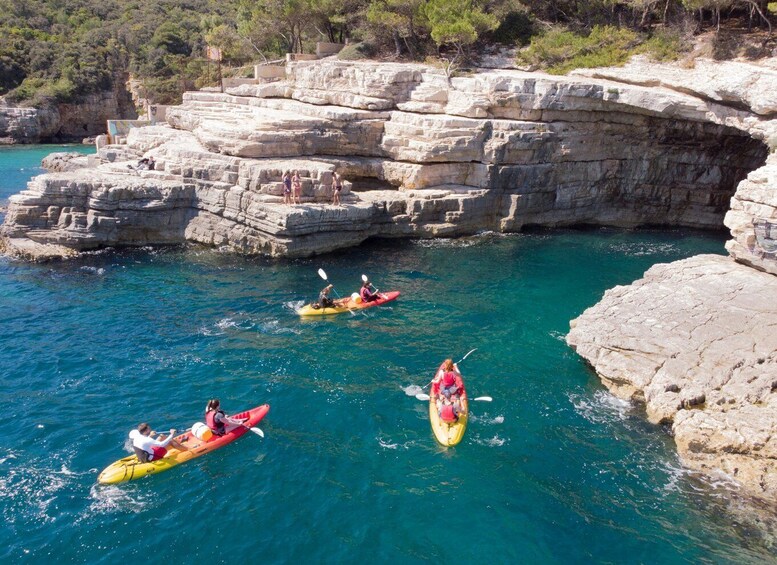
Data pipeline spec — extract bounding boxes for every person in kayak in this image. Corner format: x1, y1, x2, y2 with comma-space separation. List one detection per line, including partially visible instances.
432, 358, 462, 400
359, 279, 379, 302
205, 398, 248, 436
129, 423, 188, 463
317, 284, 336, 308
438, 397, 461, 423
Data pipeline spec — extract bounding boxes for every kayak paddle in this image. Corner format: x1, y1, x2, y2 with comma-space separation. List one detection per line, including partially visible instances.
242, 424, 265, 437
415, 393, 492, 402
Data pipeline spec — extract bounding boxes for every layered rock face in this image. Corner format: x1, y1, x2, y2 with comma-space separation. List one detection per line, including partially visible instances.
0, 85, 136, 144
0, 60, 769, 258
567, 254, 777, 503
568, 58, 777, 505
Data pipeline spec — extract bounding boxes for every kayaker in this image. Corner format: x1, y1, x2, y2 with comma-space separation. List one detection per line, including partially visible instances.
129, 423, 187, 463
433, 358, 462, 399
359, 278, 379, 302
205, 398, 248, 436
317, 284, 336, 308
438, 397, 461, 423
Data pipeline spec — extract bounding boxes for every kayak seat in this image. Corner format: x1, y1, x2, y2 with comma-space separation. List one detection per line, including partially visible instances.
133, 446, 150, 463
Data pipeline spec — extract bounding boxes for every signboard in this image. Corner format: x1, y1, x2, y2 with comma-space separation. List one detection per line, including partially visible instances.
206, 46, 222, 61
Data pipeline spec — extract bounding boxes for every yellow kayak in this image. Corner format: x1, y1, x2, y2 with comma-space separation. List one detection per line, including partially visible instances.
297, 291, 400, 316
98, 404, 269, 484
429, 362, 468, 447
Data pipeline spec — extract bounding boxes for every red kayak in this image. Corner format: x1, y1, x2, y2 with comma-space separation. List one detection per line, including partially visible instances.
98, 404, 270, 484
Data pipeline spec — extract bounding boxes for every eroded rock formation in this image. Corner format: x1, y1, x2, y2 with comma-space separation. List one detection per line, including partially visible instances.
568, 58, 777, 505
0, 60, 769, 259
0, 85, 136, 144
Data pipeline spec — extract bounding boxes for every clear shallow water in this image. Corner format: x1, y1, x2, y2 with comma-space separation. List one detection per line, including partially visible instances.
1, 147, 774, 563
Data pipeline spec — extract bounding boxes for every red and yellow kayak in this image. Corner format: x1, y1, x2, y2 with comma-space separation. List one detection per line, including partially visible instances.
297, 290, 400, 316
429, 363, 468, 447
98, 404, 270, 484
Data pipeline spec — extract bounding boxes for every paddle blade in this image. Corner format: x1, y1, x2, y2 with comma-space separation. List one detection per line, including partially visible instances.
473, 396, 493, 402
361, 274, 368, 282
317, 268, 328, 281
249, 426, 265, 437
415, 393, 431, 401
458, 348, 477, 363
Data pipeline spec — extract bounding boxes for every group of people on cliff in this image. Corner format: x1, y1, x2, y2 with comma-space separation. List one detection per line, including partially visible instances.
281, 170, 343, 206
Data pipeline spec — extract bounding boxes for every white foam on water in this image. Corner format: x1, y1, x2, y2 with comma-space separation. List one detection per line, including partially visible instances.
79, 266, 105, 275
548, 330, 567, 342
377, 435, 416, 450
85, 484, 149, 517
285, 300, 306, 311
474, 434, 507, 447
0, 452, 72, 524
608, 242, 677, 257
378, 436, 399, 450
471, 413, 505, 425
258, 319, 301, 335
200, 313, 259, 336
570, 390, 631, 425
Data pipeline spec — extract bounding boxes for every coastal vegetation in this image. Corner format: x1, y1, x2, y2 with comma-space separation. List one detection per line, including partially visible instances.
0, 0, 773, 107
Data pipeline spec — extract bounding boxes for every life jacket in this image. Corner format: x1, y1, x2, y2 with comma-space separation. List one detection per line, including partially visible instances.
442, 371, 456, 388
206, 409, 226, 435
360, 286, 371, 301
440, 404, 458, 423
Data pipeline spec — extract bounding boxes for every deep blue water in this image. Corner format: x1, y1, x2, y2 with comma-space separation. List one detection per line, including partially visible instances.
1, 146, 774, 563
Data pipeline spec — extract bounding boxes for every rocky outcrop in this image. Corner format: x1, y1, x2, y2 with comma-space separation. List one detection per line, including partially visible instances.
1, 59, 769, 259
567, 254, 777, 503
0, 84, 136, 144
567, 58, 777, 505
41, 152, 93, 172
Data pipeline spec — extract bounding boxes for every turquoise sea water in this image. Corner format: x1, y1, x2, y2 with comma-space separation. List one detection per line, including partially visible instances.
1, 147, 774, 563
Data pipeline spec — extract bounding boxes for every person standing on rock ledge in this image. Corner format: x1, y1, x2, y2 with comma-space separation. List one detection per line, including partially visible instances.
292, 171, 302, 205
282, 171, 292, 205
332, 171, 342, 206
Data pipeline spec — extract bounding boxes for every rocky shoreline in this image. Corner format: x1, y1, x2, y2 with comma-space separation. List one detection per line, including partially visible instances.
1, 56, 776, 504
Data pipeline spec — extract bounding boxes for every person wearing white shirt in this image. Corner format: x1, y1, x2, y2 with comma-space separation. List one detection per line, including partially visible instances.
129, 422, 188, 462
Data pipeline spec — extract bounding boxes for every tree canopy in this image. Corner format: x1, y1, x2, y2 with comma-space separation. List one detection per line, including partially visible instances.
0, 0, 772, 107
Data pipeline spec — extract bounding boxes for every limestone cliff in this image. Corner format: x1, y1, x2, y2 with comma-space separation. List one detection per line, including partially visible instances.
567, 58, 777, 505
0, 85, 136, 144
0, 59, 769, 259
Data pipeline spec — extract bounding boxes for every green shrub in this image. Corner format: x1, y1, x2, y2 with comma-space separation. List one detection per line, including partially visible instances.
638, 28, 687, 61
337, 42, 376, 60
769, 3, 777, 15
8, 76, 76, 105
517, 25, 686, 74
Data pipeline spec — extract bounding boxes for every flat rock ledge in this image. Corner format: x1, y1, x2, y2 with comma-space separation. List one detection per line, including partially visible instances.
567, 254, 777, 504
2, 58, 774, 261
